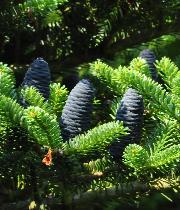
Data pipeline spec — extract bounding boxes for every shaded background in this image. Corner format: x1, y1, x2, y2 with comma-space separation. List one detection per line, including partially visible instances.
0, 0, 179, 89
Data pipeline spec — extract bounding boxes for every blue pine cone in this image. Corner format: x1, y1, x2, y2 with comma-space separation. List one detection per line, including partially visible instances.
109, 88, 144, 160
60, 79, 95, 141
22, 57, 51, 100
139, 49, 158, 81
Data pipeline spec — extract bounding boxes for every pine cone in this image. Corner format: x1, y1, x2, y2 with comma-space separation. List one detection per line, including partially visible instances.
139, 49, 158, 81
60, 79, 95, 141
22, 57, 51, 100
109, 88, 144, 160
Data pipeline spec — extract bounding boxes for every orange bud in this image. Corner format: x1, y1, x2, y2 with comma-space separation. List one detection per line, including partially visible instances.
42, 148, 52, 166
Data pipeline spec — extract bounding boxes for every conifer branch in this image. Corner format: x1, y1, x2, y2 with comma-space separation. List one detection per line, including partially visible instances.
123, 143, 180, 174
90, 60, 127, 96
91, 60, 180, 121
120, 70, 179, 121
64, 121, 127, 161
0, 95, 24, 125
73, 179, 179, 206
148, 122, 180, 155
110, 96, 121, 120
1, 179, 178, 209
155, 57, 180, 101
24, 106, 63, 148
49, 83, 69, 117
96, 6, 120, 45
84, 156, 113, 173
21, 86, 51, 112
149, 144, 180, 168
0, 63, 16, 98
123, 144, 149, 171
129, 57, 151, 78
1, 55, 179, 205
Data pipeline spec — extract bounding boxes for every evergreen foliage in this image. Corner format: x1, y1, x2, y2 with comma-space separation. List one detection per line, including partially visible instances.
0, 54, 179, 208
155, 57, 180, 102
65, 121, 127, 161
123, 142, 180, 175
23, 106, 62, 148
0, 63, 16, 98
90, 60, 179, 121
49, 83, 69, 117
0, 95, 24, 125
21, 86, 51, 112
129, 57, 151, 78
84, 156, 113, 174
90, 54, 180, 180
0, 0, 179, 67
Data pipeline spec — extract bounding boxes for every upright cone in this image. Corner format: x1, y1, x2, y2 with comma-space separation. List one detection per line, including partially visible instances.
110, 88, 144, 160
60, 79, 95, 141
22, 57, 51, 100
139, 49, 158, 81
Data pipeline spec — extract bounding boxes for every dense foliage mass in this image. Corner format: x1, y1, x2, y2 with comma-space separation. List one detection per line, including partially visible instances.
0, 0, 179, 66
0, 50, 179, 208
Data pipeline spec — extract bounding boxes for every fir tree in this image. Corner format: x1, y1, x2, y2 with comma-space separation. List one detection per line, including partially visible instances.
0, 56, 179, 208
